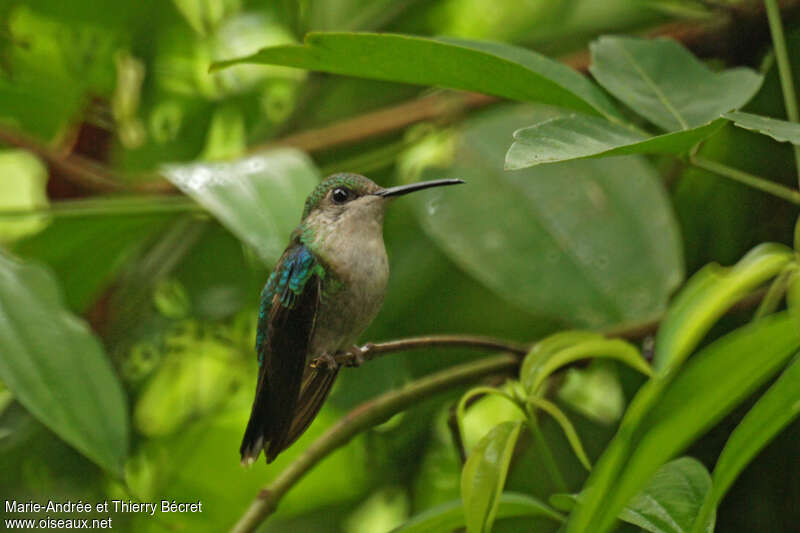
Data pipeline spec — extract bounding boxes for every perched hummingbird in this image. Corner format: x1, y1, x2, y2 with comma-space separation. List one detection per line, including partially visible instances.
240, 173, 464, 464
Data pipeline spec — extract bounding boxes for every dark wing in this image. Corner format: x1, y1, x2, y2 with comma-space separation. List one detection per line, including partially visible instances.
240, 243, 321, 464
282, 364, 340, 450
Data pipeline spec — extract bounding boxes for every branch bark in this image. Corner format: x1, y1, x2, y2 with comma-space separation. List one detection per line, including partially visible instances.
314, 334, 528, 367
0, 127, 167, 194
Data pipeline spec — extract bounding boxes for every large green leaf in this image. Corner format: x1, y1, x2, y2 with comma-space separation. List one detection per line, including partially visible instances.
212, 32, 621, 119
690, 355, 800, 533
620, 457, 714, 533
461, 421, 523, 533
577, 312, 800, 533
392, 492, 563, 533
589, 36, 762, 131
14, 209, 175, 312
0, 253, 129, 475
162, 148, 320, 264
550, 458, 714, 532
505, 115, 724, 169
405, 105, 684, 328
723, 110, 800, 144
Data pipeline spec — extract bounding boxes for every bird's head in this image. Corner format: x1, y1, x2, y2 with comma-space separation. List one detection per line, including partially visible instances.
301, 172, 463, 225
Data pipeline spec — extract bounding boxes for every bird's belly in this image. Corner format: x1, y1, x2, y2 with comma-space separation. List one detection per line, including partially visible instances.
309, 254, 388, 357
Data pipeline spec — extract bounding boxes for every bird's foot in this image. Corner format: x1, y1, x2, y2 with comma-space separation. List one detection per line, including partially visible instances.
309, 352, 339, 371
344, 343, 372, 367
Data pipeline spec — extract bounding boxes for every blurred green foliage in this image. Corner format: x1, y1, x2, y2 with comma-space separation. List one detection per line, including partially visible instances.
1, 1, 800, 532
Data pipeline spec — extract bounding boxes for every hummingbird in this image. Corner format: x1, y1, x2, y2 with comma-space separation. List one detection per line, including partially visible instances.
240, 173, 464, 464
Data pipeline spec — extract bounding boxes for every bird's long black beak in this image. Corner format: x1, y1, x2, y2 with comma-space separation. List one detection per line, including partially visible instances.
375, 178, 464, 198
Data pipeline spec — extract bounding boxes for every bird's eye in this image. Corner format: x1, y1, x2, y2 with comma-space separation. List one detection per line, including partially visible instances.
332, 187, 350, 204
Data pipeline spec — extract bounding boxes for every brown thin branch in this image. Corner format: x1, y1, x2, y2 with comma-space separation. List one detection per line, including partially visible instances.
0, 127, 169, 194
255, 91, 497, 154
312, 334, 528, 367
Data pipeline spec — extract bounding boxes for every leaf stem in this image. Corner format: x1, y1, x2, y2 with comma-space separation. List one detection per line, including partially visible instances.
230, 353, 520, 533
689, 155, 800, 205
528, 397, 592, 471
765, 0, 800, 185
527, 418, 569, 492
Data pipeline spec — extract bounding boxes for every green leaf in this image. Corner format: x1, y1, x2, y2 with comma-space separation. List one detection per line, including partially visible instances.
392, 492, 563, 533
461, 421, 523, 533
456, 385, 524, 453
653, 243, 794, 372
505, 115, 724, 169
521, 336, 650, 395
690, 355, 800, 533
404, 105, 684, 328
13, 211, 175, 312
566, 243, 795, 533
212, 32, 621, 119
162, 149, 320, 264
0, 149, 49, 243
620, 457, 714, 533
723, 110, 800, 144
528, 396, 593, 471
558, 362, 626, 425
0, 253, 129, 475
582, 312, 800, 533
589, 36, 762, 131
549, 492, 579, 512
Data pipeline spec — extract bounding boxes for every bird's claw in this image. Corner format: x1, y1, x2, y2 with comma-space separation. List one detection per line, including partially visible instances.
345, 344, 369, 367
310, 352, 339, 371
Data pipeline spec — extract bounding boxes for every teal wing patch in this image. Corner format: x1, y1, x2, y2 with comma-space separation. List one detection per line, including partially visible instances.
256, 244, 319, 361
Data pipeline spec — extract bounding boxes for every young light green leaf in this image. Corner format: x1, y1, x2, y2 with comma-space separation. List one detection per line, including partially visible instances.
550, 492, 580, 512
392, 492, 563, 533
506, 115, 724, 170
690, 355, 800, 533
212, 32, 621, 119
521, 337, 651, 396
653, 242, 794, 372
520, 331, 603, 391
620, 457, 714, 533
162, 148, 320, 264
0, 149, 49, 243
565, 243, 794, 533
404, 106, 684, 328
456, 385, 522, 453
752, 264, 794, 321
723, 110, 800, 144
461, 421, 523, 533
583, 312, 800, 533
590, 36, 762, 131
558, 363, 626, 425
0, 253, 129, 476
528, 397, 592, 471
